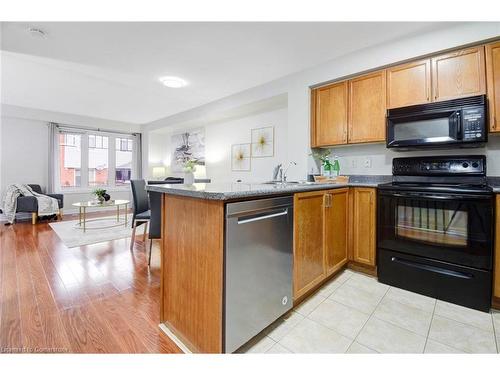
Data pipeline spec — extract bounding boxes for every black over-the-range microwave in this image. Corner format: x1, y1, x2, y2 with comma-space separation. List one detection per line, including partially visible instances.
386, 95, 487, 150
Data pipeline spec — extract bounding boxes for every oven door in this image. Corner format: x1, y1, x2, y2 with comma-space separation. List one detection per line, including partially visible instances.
378, 190, 493, 270
387, 110, 461, 148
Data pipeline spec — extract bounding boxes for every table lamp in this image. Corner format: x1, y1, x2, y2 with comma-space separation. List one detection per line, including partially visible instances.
152, 166, 166, 179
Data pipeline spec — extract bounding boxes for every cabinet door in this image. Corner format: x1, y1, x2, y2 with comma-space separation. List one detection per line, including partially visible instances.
486, 42, 500, 133
311, 82, 348, 147
324, 188, 349, 276
348, 70, 387, 144
387, 59, 431, 108
431, 46, 486, 102
293, 190, 326, 299
352, 188, 376, 266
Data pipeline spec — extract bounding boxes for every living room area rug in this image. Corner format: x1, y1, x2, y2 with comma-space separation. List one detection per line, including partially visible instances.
49, 214, 147, 248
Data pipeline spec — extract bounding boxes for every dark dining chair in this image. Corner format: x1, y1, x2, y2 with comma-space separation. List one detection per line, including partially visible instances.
130, 179, 150, 251
145, 178, 187, 266
147, 191, 162, 266
144, 177, 211, 266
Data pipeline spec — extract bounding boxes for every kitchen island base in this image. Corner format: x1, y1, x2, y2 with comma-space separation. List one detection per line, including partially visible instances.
161, 194, 224, 353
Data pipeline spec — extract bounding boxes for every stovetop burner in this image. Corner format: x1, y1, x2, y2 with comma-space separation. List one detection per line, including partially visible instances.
380, 155, 492, 195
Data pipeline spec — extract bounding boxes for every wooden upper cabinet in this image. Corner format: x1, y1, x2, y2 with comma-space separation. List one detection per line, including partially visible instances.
431, 46, 486, 102
324, 188, 349, 276
387, 59, 431, 108
293, 191, 326, 299
486, 41, 500, 132
311, 81, 348, 147
352, 188, 376, 266
348, 70, 387, 144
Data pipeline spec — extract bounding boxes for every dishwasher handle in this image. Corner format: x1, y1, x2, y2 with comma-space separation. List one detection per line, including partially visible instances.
237, 208, 289, 225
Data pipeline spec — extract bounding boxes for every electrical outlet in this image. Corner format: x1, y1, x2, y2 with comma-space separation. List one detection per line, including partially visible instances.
364, 157, 372, 168
350, 159, 357, 168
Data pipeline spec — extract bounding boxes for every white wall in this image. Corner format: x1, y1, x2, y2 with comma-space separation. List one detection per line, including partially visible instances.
0, 105, 141, 218
142, 22, 500, 180
1, 117, 49, 189
148, 107, 288, 183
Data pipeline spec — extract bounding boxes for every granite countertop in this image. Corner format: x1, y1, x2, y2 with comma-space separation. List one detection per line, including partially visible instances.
488, 177, 500, 193
146, 175, 392, 201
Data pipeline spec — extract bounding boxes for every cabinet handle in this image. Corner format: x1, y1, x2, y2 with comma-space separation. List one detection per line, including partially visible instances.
324, 194, 332, 208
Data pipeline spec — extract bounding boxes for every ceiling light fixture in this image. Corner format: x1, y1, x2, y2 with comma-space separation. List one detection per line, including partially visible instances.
159, 76, 188, 88
27, 27, 47, 39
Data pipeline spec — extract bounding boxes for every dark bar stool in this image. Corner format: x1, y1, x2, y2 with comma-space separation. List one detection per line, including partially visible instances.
147, 191, 162, 266
130, 180, 150, 252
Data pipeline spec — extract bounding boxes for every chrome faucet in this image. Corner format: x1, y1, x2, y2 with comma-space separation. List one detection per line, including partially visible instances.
272, 163, 283, 181
282, 161, 297, 183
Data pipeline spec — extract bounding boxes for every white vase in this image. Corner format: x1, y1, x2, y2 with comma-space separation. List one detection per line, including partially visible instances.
184, 171, 194, 185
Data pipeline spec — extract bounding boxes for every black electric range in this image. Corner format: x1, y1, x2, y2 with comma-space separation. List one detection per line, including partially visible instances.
377, 155, 494, 312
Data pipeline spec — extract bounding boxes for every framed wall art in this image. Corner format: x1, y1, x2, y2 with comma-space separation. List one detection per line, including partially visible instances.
251, 126, 274, 157
231, 143, 251, 171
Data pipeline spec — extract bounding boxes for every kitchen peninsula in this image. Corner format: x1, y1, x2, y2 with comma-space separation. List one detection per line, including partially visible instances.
147, 177, 389, 353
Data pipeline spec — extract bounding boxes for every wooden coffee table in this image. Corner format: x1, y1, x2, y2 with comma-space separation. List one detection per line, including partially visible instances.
72, 199, 129, 232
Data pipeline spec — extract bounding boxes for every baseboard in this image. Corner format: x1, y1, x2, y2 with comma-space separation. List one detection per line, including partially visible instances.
293, 264, 349, 305
347, 261, 378, 277
159, 323, 192, 354
492, 296, 500, 310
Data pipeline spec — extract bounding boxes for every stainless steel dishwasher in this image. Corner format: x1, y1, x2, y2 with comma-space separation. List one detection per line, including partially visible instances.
224, 196, 293, 353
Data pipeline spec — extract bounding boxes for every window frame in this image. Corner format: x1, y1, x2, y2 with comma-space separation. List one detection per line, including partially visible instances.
57, 130, 136, 193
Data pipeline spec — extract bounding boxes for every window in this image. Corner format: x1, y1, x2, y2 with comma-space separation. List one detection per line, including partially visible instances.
88, 135, 108, 149
118, 138, 133, 151
88, 135, 109, 186
58, 133, 81, 187
115, 137, 133, 186
57, 131, 136, 190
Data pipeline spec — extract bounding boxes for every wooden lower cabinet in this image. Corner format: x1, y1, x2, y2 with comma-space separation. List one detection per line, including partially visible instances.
324, 188, 349, 276
351, 188, 377, 267
293, 188, 349, 299
293, 190, 327, 299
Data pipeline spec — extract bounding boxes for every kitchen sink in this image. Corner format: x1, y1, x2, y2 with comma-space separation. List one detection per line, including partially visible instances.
262, 181, 314, 185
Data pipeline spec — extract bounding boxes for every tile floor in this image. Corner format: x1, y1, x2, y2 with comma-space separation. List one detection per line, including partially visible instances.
238, 269, 500, 354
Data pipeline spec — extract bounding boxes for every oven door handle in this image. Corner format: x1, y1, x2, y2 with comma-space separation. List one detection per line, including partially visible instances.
391, 256, 473, 279
383, 192, 490, 200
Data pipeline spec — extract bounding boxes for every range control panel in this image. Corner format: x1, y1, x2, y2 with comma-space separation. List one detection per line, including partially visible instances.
462, 108, 486, 141
393, 156, 486, 176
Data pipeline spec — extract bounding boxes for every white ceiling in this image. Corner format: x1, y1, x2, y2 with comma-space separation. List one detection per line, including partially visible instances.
1, 22, 457, 124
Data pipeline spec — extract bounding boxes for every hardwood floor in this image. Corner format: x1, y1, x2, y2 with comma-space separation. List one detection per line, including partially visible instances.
0, 213, 181, 353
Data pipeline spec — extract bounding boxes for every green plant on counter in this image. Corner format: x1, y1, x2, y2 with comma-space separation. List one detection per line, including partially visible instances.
310, 149, 333, 171
183, 159, 197, 173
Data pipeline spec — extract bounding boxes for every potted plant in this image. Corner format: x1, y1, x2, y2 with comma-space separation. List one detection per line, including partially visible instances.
311, 149, 333, 177
92, 188, 107, 204
183, 160, 197, 184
